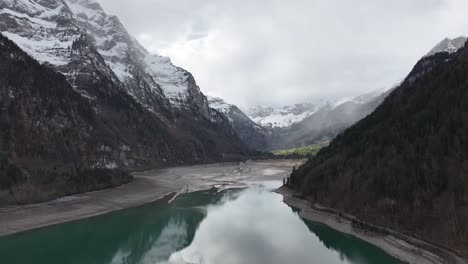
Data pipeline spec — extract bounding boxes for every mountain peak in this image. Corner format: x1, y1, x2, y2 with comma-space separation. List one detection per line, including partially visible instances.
208, 96, 269, 150
207, 96, 233, 114
0, 0, 216, 112
0, 0, 253, 173
426, 36, 467, 57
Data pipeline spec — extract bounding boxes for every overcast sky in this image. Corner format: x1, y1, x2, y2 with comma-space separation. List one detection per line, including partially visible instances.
98, 0, 468, 108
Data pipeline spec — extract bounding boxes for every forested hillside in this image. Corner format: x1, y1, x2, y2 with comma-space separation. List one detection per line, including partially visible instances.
290, 45, 468, 255
0, 34, 135, 204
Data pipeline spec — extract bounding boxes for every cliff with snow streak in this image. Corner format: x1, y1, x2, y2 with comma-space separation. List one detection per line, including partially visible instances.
0, 0, 253, 172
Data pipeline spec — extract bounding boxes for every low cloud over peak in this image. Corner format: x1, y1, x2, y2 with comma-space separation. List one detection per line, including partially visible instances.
98, 0, 468, 108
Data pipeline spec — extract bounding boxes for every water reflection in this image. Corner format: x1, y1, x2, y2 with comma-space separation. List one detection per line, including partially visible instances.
0, 186, 403, 264
163, 187, 353, 264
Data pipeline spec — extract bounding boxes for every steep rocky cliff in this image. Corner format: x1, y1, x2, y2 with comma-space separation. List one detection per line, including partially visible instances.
0, 0, 252, 171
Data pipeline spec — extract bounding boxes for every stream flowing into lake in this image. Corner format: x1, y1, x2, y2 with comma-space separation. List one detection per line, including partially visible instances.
0, 182, 404, 264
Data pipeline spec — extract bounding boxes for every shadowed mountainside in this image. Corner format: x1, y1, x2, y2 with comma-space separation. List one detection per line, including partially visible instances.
290, 47, 468, 255
0, 33, 253, 204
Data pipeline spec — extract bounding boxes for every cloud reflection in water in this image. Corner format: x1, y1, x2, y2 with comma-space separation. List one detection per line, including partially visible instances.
158, 187, 351, 264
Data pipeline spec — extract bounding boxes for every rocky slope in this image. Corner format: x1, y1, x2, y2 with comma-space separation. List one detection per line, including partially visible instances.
289, 41, 468, 256
208, 97, 270, 150
0, 34, 136, 203
0, 0, 252, 170
0, 0, 256, 203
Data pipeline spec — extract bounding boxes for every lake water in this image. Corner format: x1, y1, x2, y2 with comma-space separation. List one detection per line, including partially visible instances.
0, 182, 404, 264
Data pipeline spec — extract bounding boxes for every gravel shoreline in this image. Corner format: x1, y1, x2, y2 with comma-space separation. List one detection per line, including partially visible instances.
0, 160, 296, 238
275, 186, 466, 264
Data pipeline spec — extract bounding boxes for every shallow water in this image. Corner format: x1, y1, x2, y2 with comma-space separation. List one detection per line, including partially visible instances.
0, 182, 404, 264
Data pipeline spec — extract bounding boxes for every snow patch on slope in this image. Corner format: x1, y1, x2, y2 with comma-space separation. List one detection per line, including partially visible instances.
246, 104, 319, 128
2, 0, 205, 109
251, 111, 315, 128
66, 0, 105, 24
145, 54, 190, 103
0, 1, 77, 67
1, 31, 74, 66
246, 89, 386, 129
208, 96, 236, 123
208, 96, 264, 127
208, 97, 232, 114
66, 0, 195, 106
0, 8, 56, 28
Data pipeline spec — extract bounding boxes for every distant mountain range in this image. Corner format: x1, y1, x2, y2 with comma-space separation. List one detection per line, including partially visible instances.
210, 89, 389, 151
211, 37, 467, 151
244, 90, 385, 129
265, 89, 391, 150
245, 103, 321, 128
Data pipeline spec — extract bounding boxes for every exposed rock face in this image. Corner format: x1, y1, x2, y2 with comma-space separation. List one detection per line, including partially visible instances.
0, 0, 252, 172
0, 0, 212, 112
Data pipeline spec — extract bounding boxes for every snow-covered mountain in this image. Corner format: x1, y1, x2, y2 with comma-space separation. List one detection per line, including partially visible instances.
208, 97, 270, 150
245, 103, 321, 128
208, 89, 387, 151
264, 89, 389, 150
265, 36, 464, 150
1, 0, 463, 157
426, 36, 467, 57
0, 0, 214, 113
0, 0, 251, 169
245, 89, 386, 129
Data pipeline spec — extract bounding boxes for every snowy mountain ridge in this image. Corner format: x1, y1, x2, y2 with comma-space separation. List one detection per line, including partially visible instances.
245, 89, 385, 129
245, 103, 320, 128
0, 0, 210, 113
426, 36, 467, 57
0, 0, 251, 169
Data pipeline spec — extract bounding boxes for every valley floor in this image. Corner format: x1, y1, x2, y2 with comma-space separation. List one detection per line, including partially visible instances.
0, 160, 297, 238
276, 186, 467, 264
1, 159, 463, 264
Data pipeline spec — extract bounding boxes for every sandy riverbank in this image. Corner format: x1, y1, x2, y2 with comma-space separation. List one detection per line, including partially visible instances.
275, 186, 466, 264
0, 160, 297, 238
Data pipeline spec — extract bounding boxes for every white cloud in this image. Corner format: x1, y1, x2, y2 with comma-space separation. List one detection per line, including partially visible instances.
98, 0, 468, 107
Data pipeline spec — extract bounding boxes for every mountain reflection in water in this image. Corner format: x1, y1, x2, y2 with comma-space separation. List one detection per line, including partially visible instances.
0, 184, 403, 264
